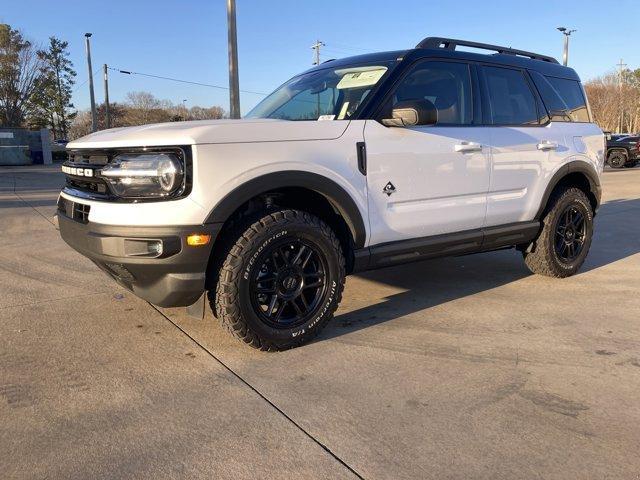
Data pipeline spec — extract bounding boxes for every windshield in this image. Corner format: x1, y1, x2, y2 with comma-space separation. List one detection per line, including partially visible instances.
246, 62, 394, 121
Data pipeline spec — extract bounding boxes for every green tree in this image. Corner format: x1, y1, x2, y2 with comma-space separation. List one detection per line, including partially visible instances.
0, 24, 42, 127
31, 37, 76, 138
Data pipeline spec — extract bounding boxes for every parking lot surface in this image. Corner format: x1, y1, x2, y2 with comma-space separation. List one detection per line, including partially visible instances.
1, 165, 639, 479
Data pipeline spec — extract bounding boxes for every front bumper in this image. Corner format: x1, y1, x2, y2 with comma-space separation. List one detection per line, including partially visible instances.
57, 205, 220, 307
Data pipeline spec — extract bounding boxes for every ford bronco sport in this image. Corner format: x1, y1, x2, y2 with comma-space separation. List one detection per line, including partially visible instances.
57, 37, 604, 350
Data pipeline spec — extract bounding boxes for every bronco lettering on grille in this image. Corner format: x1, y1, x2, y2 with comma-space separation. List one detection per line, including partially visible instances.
62, 165, 94, 177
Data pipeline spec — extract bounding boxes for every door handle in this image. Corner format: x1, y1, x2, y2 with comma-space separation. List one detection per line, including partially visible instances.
537, 141, 558, 151
454, 142, 483, 153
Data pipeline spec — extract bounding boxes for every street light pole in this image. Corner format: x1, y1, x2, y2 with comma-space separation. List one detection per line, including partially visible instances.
557, 27, 576, 66
103, 64, 110, 129
84, 33, 98, 132
227, 0, 240, 119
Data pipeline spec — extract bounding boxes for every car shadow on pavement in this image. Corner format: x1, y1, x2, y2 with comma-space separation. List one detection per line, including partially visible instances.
325, 250, 530, 339
323, 197, 640, 340
581, 197, 640, 272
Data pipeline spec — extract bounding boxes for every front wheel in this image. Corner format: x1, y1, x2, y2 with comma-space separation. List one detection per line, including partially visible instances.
212, 209, 345, 351
523, 187, 594, 278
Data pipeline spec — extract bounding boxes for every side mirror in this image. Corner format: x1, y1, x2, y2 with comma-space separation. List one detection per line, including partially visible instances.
381, 99, 437, 127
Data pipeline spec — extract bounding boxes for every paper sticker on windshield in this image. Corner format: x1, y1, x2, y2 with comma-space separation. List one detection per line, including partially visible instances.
318, 115, 335, 121
337, 68, 387, 90
337, 102, 350, 120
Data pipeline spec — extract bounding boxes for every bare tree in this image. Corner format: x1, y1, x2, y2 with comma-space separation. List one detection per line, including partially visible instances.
585, 69, 640, 133
187, 105, 225, 120
69, 91, 228, 139
0, 24, 43, 127
124, 91, 172, 125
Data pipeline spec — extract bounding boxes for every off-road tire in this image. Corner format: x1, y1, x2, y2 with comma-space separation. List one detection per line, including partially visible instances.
607, 150, 627, 169
212, 209, 345, 351
523, 187, 594, 278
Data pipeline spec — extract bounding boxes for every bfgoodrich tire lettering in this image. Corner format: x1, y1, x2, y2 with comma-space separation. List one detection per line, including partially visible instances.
523, 187, 594, 278
212, 209, 345, 351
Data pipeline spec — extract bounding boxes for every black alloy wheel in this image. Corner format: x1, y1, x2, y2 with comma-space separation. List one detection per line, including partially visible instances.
554, 204, 587, 263
250, 239, 327, 329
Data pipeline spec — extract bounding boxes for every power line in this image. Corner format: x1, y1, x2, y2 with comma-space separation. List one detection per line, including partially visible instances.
107, 67, 268, 96
72, 70, 100, 93
325, 42, 369, 53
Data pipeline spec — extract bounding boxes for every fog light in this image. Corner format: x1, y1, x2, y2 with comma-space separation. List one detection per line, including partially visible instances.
124, 239, 163, 257
187, 234, 211, 246
148, 241, 163, 255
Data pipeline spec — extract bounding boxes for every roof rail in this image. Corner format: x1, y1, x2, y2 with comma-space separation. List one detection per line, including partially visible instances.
416, 37, 559, 64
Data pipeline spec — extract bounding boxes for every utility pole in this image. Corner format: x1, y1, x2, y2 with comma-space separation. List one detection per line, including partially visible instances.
617, 58, 627, 133
103, 64, 110, 129
557, 27, 576, 66
227, 0, 240, 119
84, 33, 97, 132
311, 40, 325, 65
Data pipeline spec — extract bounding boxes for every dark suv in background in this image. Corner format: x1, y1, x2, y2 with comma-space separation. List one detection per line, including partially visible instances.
606, 134, 640, 168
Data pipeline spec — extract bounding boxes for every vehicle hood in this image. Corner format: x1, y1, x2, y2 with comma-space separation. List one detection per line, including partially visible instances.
67, 119, 350, 149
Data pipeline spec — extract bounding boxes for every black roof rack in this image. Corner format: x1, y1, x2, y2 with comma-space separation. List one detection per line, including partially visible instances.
416, 37, 559, 64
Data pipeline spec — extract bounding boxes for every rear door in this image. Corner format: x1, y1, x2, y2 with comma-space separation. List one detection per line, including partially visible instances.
480, 65, 564, 226
364, 60, 492, 246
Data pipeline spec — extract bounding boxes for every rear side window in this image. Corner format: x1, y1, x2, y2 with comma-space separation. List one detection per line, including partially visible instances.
482, 66, 539, 125
531, 72, 590, 122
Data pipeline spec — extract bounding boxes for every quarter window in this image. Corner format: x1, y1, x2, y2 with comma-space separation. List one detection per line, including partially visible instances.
483, 66, 539, 125
531, 72, 590, 122
386, 61, 473, 125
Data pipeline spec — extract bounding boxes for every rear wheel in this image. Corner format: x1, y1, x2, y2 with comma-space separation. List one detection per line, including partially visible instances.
607, 150, 627, 168
212, 209, 345, 351
523, 187, 594, 278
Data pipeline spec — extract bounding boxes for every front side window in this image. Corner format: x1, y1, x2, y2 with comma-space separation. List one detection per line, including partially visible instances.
383, 61, 473, 125
483, 66, 539, 125
246, 62, 394, 121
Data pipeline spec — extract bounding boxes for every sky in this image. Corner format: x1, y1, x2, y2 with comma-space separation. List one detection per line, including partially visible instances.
2, 0, 638, 114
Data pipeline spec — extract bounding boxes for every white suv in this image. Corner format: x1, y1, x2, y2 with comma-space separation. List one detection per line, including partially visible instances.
57, 37, 604, 350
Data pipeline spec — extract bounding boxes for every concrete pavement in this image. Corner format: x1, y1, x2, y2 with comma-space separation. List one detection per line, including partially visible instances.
1, 165, 639, 479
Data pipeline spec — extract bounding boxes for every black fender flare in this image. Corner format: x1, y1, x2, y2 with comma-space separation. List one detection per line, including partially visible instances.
204, 170, 367, 249
535, 161, 602, 219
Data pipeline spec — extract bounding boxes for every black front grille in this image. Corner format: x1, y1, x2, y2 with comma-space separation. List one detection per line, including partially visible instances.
66, 176, 109, 195
63, 151, 113, 199
68, 152, 110, 165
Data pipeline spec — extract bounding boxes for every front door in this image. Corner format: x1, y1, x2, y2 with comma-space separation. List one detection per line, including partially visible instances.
364, 60, 491, 246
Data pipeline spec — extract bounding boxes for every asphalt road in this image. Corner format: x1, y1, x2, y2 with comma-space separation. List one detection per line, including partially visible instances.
1, 165, 639, 480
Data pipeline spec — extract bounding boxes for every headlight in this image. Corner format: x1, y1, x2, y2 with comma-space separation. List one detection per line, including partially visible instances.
101, 152, 184, 198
